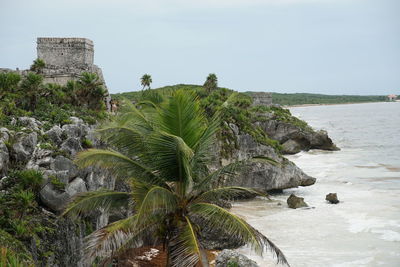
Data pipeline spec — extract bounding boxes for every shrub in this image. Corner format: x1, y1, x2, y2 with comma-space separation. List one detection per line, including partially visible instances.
13, 170, 44, 192
81, 138, 93, 148
49, 176, 66, 192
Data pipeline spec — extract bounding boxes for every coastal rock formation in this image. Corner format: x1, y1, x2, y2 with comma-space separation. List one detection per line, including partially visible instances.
326, 193, 340, 204
221, 128, 316, 192
287, 194, 308, 209
0, 117, 116, 266
258, 120, 338, 154
216, 250, 259, 267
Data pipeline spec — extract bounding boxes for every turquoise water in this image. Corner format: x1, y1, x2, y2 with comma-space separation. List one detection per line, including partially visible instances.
233, 102, 400, 267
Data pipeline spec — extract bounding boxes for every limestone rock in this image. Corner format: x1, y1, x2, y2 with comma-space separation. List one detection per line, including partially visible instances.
310, 130, 339, 151
26, 148, 53, 170
45, 125, 63, 144
257, 120, 339, 154
61, 137, 83, 157
0, 141, 9, 176
66, 177, 87, 196
216, 250, 259, 267
39, 177, 87, 212
221, 131, 316, 192
287, 194, 308, 209
17, 117, 42, 131
282, 139, 302, 155
62, 123, 87, 139
51, 155, 78, 182
326, 193, 339, 204
11, 132, 38, 162
0, 128, 10, 142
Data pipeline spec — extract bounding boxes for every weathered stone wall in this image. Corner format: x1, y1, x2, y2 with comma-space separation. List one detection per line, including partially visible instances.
37, 38, 94, 69
247, 92, 273, 106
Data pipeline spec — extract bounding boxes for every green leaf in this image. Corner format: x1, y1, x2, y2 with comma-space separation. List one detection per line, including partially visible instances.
169, 216, 202, 267
189, 203, 289, 266
62, 190, 131, 219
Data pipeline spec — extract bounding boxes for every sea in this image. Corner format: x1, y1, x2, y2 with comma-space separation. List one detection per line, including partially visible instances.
232, 102, 400, 267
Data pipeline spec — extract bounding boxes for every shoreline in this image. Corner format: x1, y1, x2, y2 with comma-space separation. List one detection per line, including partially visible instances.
284, 101, 393, 108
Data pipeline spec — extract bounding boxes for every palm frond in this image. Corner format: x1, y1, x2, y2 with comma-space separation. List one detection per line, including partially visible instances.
84, 214, 161, 264
62, 190, 130, 219
169, 216, 202, 267
74, 149, 163, 185
96, 126, 147, 157
193, 186, 265, 203
146, 131, 194, 194
189, 203, 289, 266
159, 90, 206, 149
135, 185, 178, 222
190, 114, 221, 181
194, 160, 243, 191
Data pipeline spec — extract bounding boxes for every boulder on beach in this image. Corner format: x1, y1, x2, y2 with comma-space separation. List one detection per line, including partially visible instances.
287, 194, 308, 209
215, 249, 259, 267
326, 193, 339, 204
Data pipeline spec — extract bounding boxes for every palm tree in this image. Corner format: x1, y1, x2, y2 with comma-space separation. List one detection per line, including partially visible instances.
30, 58, 46, 74
63, 90, 288, 266
76, 72, 106, 110
20, 72, 43, 111
203, 73, 218, 93
140, 74, 152, 90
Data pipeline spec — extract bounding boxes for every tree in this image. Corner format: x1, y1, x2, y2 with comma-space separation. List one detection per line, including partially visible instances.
76, 72, 106, 110
63, 90, 288, 266
203, 73, 218, 93
19, 72, 43, 111
30, 58, 46, 74
140, 74, 152, 90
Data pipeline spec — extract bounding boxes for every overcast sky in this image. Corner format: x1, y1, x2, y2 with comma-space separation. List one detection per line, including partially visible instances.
0, 0, 399, 95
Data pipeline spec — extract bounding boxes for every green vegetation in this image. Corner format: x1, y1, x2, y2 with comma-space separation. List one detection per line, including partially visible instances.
49, 176, 66, 192
0, 231, 34, 267
81, 138, 94, 149
113, 83, 285, 155
30, 58, 46, 74
63, 90, 288, 266
271, 92, 387, 106
0, 68, 107, 128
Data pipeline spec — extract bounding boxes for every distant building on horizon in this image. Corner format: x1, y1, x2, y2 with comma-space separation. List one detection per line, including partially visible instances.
387, 94, 397, 101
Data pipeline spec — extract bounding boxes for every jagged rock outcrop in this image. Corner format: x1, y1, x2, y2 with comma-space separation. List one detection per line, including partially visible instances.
220, 127, 316, 192
215, 250, 259, 267
11, 132, 38, 162
257, 120, 338, 154
0, 141, 9, 176
0, 116, 116, 266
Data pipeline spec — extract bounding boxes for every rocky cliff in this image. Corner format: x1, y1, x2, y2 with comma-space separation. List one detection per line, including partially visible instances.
0, 117, 114, 266
0, 91, 339, 265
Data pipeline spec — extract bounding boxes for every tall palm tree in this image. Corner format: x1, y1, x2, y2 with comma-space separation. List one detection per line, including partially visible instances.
203, 73, 218, 93
63, 90, 289, 266
76, 72, 106, 110
140, 74, 152, 90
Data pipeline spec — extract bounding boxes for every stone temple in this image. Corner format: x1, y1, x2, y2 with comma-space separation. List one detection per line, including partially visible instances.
36, 37, 107, 87
1, 37, 111, 108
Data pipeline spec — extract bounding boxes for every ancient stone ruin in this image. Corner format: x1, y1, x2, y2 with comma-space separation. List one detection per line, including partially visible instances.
1, 37, 111, 109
